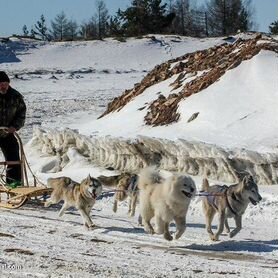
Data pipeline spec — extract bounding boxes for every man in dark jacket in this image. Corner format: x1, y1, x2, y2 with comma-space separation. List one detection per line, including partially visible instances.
0, 71, 26, 185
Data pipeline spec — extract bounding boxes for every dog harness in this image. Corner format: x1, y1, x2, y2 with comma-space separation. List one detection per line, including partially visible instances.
128, 175, 138, 192
225, 191, 240, 216
206, 185, 228, 210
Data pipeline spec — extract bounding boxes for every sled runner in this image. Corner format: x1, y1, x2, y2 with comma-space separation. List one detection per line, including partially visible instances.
0, 129, 52, 209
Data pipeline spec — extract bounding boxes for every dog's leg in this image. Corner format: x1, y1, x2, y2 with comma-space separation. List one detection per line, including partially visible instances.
58, 202, 69, 217
85, 205, 92, 216
128, 197, 131, 214
44, 194, 60, 208
129, 194, 137, 217
44, 199, 54, 208
204, 207, 215, 240
224, 219, 230, 233
212, 211, 225, 241
142, 218, 155, 235
174, 216, 186, 240
154, 216, 164, 234
229, 216, 242, 238
163, 222, 173, 241
79, 207, 94, 229
137, 214, 142, 226
140, 199, 154, 234
85, 205, 95, 229
113, 198, 118, 213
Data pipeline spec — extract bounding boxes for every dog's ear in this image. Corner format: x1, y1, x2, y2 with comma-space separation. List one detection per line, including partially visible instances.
86, 174, 92, 183
239, 175, 251, 190
242, 175, 248, 186
243, 174, 255, 186
234, 171, 245, 182
202, 178, 210, 190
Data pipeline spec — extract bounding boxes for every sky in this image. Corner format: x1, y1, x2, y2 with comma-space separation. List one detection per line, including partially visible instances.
0, 0, 277, 37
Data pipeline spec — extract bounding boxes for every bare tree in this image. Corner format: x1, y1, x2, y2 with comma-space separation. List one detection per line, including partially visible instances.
172, 0, 191, 35
95, 0, 110, 39
80, 17, 98, 40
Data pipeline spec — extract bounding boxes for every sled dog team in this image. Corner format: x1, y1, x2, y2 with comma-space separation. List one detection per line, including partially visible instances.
46, 167, 262, 241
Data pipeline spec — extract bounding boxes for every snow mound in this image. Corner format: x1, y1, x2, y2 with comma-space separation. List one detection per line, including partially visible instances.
28, 128, 278, 184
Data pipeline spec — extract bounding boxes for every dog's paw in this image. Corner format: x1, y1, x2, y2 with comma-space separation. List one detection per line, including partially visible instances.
164, 233, 173, 241
144, 226, 155, 235
85, 223, 96, 230
225, 228, 230, 234
210, 235, 219, 241
174, 232, 184, 240
154, 228, 164, 235
229, 231, 236, 238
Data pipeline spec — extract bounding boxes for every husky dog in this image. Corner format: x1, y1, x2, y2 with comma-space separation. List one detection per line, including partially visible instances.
45, 175, 102, 229
138, 167, 196, 241
97, 173, 139, 217
202, 175, 262, 241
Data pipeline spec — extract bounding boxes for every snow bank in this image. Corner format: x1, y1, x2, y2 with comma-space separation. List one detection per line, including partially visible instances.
28, 128, 278, 185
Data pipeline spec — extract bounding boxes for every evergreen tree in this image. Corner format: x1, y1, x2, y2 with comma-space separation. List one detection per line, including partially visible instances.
22, 25, 29, 36
108, 13, 124, 37
30, 27, 36, 38
148, 0, 175, 33
34, 14, 48, 40
269, 20, 278, 35
118, 0, 175, 36
118, 0, 149, 36
68, 20, 79, 40
206, 0, 253, 36
51, 11, 70, 41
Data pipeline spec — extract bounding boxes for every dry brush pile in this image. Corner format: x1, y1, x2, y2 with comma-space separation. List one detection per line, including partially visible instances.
100, 34, 278, 126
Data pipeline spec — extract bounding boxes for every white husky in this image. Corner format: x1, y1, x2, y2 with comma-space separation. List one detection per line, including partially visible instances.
138, 167, 196, 241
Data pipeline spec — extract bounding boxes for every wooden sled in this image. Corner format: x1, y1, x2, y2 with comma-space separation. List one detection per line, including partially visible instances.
0, 184, 53, 209
0, 129, 52, 209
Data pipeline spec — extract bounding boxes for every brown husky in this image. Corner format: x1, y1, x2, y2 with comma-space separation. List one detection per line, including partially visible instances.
202, 175, 262, 241
45, 175, 102, 229
97, 173, 138, 217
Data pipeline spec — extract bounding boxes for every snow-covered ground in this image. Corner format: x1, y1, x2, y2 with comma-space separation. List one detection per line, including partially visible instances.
0, 35, 277, 278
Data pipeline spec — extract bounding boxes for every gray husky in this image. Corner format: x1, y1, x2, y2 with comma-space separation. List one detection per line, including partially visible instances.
97, 173, 139, 217
202, 175, 262, 241
45, 175, 102, 229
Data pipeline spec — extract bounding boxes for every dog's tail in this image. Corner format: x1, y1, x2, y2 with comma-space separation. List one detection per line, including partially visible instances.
201, 178, 210, 191
138, 166, 162, 190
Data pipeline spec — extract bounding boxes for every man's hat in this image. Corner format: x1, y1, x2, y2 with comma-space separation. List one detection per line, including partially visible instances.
0, 71, 10, 83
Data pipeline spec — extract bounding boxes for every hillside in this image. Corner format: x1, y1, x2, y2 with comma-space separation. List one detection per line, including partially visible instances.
0, 34, 278, 278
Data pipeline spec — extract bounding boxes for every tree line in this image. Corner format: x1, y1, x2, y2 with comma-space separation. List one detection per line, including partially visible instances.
21, 0, 278, 41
